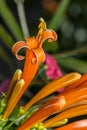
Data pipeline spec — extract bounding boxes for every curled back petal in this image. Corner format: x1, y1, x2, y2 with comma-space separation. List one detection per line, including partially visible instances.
38, 29, 58, 47
32, 48, 45, 64
12, 41, 30, 60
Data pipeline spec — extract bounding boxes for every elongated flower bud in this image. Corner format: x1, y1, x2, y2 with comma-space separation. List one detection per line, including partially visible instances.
24, 72, 81, 111
55, 119, 87, 130
2, 79, 25, 119
4, 69, 22, 103
44, 104, 87, 128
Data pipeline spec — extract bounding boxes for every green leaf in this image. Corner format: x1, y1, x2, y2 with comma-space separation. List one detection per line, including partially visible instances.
0, 25, 14, 49
49, 0, 71, 30
55, 57, 87, 73
9, 107, 19, 121
0, 0, 24, 40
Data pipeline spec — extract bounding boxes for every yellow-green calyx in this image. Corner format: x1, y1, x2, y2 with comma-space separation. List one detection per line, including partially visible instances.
0, 99, 6, 114
30, 123, 46, 130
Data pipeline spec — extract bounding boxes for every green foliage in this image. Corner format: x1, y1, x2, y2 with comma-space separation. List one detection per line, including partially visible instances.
0, 0, 24, 40
55, 57, 87, 73
49, 0, 71, 30
0, 25, 14, 49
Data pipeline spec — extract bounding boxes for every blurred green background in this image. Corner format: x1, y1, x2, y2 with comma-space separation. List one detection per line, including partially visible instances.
0, 0, 87, 84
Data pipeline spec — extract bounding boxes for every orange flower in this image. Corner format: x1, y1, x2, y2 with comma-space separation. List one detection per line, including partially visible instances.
12, 18, 57, 100
17, 73, 87, 130
43, 74, 87, 128
44, 104, 87, 128
63, 74, 87, 93
2, 79, 25, 119
17, 72, 81, 130
17, 96, 66, 130
55, 119, 87, 130
24, 72, 81, 111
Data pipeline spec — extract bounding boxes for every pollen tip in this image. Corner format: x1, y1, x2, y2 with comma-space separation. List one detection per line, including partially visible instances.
39, 17, 44, 22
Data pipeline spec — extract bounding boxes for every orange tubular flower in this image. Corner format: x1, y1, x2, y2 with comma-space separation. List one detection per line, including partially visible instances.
55, 119, 87, 130
43, 75, 87, 129
12, 18, 57, 100
63, 74, 87, 93
2, 79, 25, 119
57, 81, 87, 113
17, 74, 87, 130
24, 72, 81, 111
17, 96, 66, 130
44, 104, 87, 128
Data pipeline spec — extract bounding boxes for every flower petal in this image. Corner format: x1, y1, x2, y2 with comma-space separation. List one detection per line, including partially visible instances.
26, 37, 38, 49
37, 29, 57, 47
45, 53, 63, 79
32, 48, 45, 64
12, 41, 30, 60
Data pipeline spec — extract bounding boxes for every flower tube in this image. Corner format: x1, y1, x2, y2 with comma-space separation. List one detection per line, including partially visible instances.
17, 96, 66, 130
44, 104, 87, 128
55, 119, 87, 130
24, 72, 81, 111
18, 74, 87, 130
64, 74, 87, 93
2, 79, 25, 119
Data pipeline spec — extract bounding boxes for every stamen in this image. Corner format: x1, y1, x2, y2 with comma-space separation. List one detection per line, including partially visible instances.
38, 18, 46, 36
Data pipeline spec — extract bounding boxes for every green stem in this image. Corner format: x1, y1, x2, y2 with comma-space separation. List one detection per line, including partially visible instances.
49, 0, 71, 30
5, 105, 40, 129
53, 45, 87, 58
4, 114, 25, 129
14, 0, 30, 37
0, 25, 14, 49
4, 118, 18, 129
